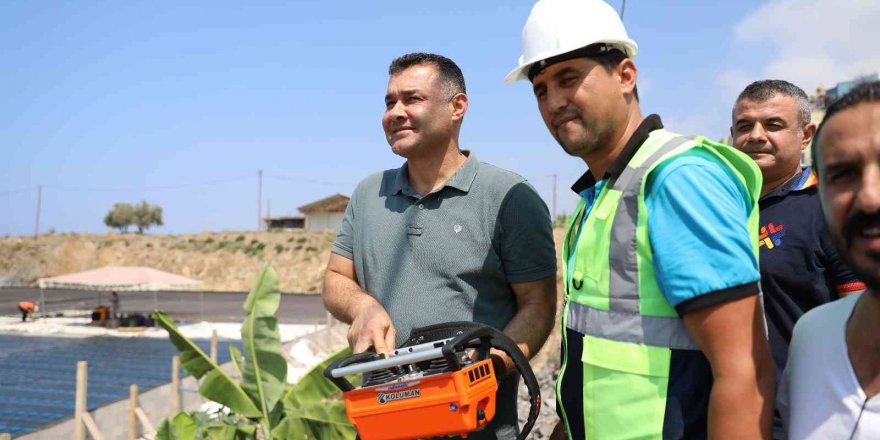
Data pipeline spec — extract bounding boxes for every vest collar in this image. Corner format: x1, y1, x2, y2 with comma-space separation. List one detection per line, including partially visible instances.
571, 114, 664, 194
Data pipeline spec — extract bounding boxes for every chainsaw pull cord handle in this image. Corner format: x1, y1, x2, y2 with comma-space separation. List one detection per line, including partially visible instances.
442, 326, 541, 440
323, 352, 384, 392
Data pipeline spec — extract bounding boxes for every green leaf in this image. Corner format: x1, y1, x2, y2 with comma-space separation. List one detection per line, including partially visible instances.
172, 413, 198, 440
243, 264, 280, 317
240, 265, 287, 424
156, 413, 198, 440
274, 349, 357, 439
156, 417, 172, 440
229, 344, 243, 378
205, 424, 257, 440
285, 347, 352, 407
272, 401, 355, 440
152, 311, 261, 418
153, 311, 214, 378
268, 397, 287, 432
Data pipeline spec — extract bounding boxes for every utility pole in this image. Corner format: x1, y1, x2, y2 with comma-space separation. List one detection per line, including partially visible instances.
257, 170, 263, 231
620, 0, 626, 19
34, 184, 42, 237
552, 174, 557, 223
267, 199, 271, 220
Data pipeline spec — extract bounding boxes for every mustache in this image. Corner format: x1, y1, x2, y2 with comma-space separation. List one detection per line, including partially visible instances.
551, 107, 581, 127
739, 143, 769, 153
843, 211, 880, 245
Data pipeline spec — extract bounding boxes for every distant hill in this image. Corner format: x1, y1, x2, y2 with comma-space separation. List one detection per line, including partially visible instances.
0, 230, 336, 293
1, 226, 567, 295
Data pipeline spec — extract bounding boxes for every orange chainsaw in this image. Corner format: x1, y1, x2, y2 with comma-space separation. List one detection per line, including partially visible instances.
324, 322, 541, 440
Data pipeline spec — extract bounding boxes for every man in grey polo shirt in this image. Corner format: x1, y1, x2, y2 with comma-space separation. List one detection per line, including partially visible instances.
322, 52, 557, 439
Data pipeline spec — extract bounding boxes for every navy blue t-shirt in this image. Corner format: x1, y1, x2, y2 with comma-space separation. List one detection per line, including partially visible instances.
758, 167, 864, 440
758, 167, 863, 373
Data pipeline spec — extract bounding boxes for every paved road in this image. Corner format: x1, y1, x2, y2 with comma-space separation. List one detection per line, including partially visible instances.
0, 287, 327, 324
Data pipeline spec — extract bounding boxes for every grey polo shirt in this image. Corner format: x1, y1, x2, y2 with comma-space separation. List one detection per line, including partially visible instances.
332, 151, 556, 342
332, 151, 555, 439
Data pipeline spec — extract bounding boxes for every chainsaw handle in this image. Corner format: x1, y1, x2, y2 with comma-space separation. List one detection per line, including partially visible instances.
440, 327, 494, 371
442, 325, 542, 440
324, 352, 383, 392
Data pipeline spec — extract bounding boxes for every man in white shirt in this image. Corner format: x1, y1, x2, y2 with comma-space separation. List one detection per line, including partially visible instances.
780, 81, 880, 439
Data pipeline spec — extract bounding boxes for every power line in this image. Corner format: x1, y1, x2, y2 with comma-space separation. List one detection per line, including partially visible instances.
0, 186, 36, 197
263, 173, 355, 187
41, 174, 253, 193
4, 173, 365, 196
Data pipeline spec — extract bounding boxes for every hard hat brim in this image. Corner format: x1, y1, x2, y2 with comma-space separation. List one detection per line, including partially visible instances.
504, 39, 637, 84
504, 65, 529, 84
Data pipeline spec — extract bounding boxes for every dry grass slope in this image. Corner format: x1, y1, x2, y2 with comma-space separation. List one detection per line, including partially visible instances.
0, 230, 336, 293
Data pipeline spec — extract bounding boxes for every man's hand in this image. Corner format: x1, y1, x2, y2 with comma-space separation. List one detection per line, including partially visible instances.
347, 296, 397, 354
323, 253, 397, 354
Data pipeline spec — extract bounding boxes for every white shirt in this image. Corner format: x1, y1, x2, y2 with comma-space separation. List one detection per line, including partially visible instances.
780, 292, 880, 439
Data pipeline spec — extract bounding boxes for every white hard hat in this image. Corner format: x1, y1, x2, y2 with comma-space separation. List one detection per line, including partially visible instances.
505, 0, 638, 83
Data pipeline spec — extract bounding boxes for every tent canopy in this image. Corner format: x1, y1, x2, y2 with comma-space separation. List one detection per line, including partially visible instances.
38, 266, 202, 291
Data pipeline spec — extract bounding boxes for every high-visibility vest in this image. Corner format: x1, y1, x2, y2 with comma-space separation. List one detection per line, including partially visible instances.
557, 129, 762, 439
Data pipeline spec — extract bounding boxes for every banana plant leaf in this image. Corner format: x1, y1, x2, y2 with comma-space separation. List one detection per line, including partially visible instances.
274, 347, 356, 439
229, 344, 243, 378
239, 265, 287, 427
205, 424, 257, 440
284, 347, 352, 407
153, 310, 261, 418
272, 401, 356, 440
156, 412, 198, 440
243, 264, 281, 316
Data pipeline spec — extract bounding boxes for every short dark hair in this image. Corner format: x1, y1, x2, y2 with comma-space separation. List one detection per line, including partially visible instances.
388, 52, 466, 99
735, 79, 811, 127
527, 44, 639, 101
812, 81, 880, 173
593, 48, 639, 101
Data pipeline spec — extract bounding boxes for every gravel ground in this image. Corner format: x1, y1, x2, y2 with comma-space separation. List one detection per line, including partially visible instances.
518, 327, 562, 439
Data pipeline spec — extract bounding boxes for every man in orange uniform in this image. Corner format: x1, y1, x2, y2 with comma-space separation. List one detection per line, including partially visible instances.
17, 300, 36, 322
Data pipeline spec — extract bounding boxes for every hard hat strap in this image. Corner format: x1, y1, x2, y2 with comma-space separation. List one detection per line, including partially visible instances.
527, 43, 622, 82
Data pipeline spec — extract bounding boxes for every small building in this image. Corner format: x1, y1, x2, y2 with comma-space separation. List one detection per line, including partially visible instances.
264, 215, 306, 230
298, 194, 350, 231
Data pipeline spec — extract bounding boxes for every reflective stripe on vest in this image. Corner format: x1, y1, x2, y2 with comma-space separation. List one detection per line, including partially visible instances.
567, 300, 699, 350
606, 136, 690, 313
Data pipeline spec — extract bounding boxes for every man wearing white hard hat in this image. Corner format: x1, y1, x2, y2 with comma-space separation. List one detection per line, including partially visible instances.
506, 0, 775, 438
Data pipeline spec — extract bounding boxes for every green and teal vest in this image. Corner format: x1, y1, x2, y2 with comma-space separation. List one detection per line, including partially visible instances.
557, 128, 762, 439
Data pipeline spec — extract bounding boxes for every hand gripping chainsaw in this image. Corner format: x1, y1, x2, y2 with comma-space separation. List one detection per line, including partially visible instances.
324, 322, 541, 439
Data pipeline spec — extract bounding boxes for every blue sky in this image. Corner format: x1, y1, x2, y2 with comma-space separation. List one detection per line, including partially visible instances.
3, 0, 877, 236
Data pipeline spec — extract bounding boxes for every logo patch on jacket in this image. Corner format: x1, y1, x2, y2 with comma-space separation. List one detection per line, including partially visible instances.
759, 223, 785, 249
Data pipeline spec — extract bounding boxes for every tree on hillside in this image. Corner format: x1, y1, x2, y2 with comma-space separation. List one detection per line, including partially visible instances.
133, 200, 163, 234
104, 202, 135, 233
104, 201, 163, 233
